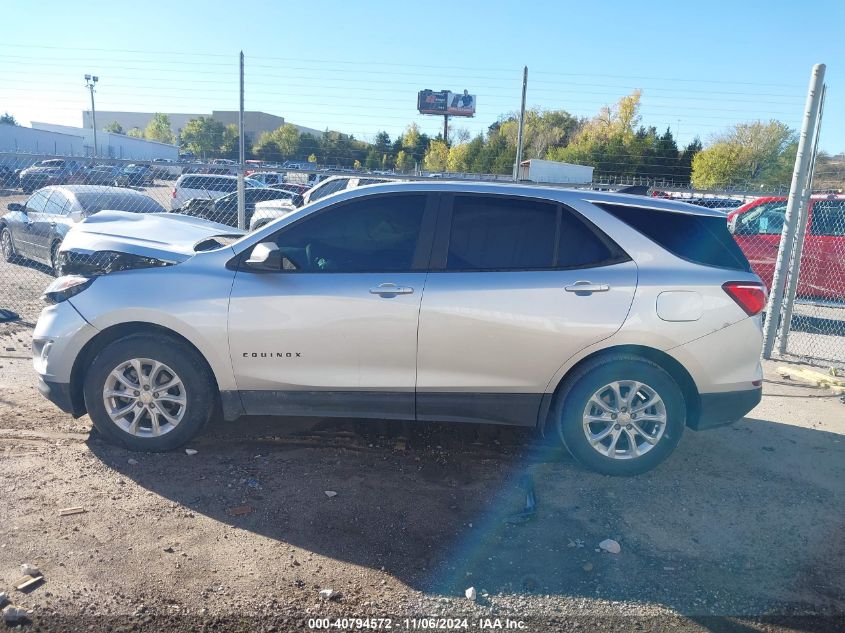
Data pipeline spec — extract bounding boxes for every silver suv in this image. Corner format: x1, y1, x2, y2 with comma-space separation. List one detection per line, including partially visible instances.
33, 182, 765, 475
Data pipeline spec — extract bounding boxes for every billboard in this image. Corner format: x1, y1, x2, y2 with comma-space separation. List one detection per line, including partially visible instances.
417, 89, 476, 117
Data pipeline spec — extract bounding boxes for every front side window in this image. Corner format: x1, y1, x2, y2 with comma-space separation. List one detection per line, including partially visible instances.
25, 190, 49, 213
735, 201, 787, 235
273, 194, 425, 272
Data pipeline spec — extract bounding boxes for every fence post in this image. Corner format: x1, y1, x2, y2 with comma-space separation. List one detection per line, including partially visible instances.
776, 83, 827, 355
237, 50, 246, 231
761, 63, 826, 359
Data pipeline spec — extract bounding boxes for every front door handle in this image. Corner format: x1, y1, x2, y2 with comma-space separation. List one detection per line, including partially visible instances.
369, 283, 414, 296
565, 281, 610, 294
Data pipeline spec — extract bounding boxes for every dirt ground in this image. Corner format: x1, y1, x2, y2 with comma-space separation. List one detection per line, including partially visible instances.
0, 321, 843, 632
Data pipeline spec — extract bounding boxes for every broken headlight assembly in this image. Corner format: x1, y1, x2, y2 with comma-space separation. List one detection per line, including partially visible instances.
59, 250, 175, 277
42, 275, 96, 305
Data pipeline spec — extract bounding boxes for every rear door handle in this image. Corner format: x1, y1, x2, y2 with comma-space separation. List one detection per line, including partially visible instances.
565, 281, 610, 293
369, 283, 414, 296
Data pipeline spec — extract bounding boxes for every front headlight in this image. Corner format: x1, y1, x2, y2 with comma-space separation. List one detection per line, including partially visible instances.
42, 275, 95, 305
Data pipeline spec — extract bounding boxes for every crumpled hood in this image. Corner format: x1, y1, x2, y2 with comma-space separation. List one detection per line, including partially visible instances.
21, 166, 61, 175
59, 210, 245, 261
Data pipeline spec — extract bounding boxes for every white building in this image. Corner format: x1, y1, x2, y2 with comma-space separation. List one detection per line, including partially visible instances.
31, 122, 178, 161
0, 124, 85, 156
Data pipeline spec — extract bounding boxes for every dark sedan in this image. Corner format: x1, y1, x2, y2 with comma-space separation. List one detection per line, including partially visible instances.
18, 159, 82, 193
115, 164, 154, 187
1, 185, 164, 274
177, 187, 297, 227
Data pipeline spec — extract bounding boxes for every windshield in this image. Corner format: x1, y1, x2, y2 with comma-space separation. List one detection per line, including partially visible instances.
75, 192, 165, 214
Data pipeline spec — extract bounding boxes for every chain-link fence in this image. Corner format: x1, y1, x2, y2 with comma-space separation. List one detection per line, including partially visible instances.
2, 150, 843, 364
0, 48, 842, 364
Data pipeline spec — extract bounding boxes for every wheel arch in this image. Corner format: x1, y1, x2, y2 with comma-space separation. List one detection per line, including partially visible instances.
68, 321, 223, 418
538, 344, 701, 433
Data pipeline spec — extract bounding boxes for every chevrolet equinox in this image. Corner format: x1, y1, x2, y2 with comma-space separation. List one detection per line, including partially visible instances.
33, 182, 765, 475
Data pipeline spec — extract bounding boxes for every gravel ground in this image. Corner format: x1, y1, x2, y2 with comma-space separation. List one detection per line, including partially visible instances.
0, 339, 843, 632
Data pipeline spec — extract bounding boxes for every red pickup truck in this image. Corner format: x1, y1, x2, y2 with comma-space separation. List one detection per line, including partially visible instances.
727, 195, 845, 302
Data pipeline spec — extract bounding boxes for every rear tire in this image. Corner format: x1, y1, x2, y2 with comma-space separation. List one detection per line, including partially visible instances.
83, 333, 215, 452
553, 354, 685, 476
50, 241, 61, 276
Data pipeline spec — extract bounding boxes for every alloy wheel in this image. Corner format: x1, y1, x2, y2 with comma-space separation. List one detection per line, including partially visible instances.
102, 358, 187, 438
1, 229, 12, 260
582, 380, 667, 459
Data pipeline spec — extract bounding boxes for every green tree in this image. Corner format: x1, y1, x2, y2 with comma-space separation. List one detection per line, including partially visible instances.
395, 150, 412, 172
127, 127, 144, 138
103, 121, 124, 134
253, 124, 300, 162
423, 139, 449, 172
692, 120, 797, 189
252, 133, 281, 162
220, 124, 244, 159
677, 138, 702, 185
447, 143, 471, 173
364, 148, 381, 170
549, 90, 645, 179
144, 113, 175, 144
0, 112, 17, 125
180, 116, 226, 158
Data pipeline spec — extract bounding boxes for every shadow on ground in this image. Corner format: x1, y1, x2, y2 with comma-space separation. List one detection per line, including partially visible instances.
84, 406, 845, 627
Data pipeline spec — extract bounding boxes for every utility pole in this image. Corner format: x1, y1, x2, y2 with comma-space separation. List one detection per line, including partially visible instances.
443, 114, 449, 146
84, 74, 99, 159
513, 66, 528, 181
237, 51, 246, 231
761, 63, 826, 359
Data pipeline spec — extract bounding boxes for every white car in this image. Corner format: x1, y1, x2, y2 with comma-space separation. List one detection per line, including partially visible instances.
170, 174, 263, 210
248, 172, 286, 187
250, 198, 298, 231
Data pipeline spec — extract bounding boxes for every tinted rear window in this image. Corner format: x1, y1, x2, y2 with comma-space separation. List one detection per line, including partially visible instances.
446, 195, 628, 271
76, 192, 164, 214
597, 202, 751, 272
182, 176, 237, 192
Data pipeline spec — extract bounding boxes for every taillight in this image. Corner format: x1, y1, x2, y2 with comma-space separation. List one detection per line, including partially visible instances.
171, 188, 177, 198
722, 281, 767, 316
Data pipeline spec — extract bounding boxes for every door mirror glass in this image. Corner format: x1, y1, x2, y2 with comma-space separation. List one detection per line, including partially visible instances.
245, 241, 282, 271
7, 202, 23, 212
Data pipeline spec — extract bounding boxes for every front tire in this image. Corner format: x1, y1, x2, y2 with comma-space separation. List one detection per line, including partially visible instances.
553, 355, 685, 476
83, 334, 215, 452
1, 227, 15, 262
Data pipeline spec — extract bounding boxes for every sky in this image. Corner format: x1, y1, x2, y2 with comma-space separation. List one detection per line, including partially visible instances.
1, 0, 843, 153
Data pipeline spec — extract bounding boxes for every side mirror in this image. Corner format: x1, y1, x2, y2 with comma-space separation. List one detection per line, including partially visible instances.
70, 210, 84, 223
7, 202, 23, 212
245, 241, 282, 271
727, 215, 738, 234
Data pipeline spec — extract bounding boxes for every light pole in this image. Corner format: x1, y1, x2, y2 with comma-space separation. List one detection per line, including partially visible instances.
84, 74, 99, 158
